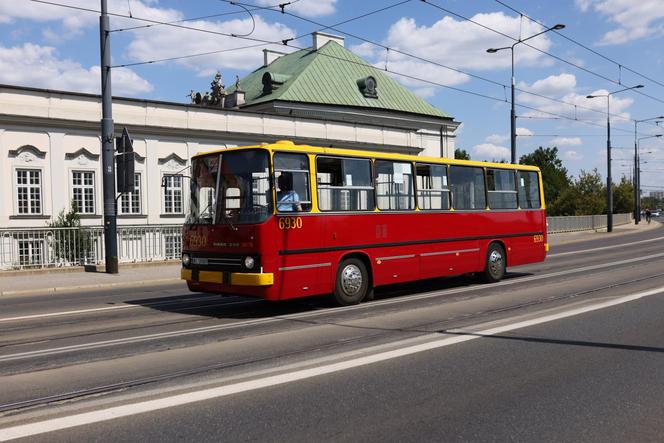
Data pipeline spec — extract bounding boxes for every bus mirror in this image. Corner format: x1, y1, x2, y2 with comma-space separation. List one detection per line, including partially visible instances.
226, 188, 241, 209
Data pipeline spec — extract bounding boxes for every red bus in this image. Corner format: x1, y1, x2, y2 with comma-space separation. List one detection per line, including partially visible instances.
180, 140, 547, 305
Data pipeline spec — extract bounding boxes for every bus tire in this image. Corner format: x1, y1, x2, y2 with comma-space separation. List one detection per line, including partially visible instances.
334, 258, 369, 306
481, 243, 506, 283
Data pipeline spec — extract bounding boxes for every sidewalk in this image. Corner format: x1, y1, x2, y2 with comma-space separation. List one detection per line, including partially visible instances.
1, 221, 660, 297
547, 219, 661, 246
0, 262, 183, 297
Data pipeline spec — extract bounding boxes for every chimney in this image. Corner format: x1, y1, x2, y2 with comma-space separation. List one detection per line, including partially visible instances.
312, 31, 344, 50
263, 49, 287, 66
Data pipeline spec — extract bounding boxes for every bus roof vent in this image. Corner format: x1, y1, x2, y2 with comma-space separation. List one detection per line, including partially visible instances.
275, 140, 295, 146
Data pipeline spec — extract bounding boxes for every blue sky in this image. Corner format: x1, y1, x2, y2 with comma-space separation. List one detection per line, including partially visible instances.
2, 0, 664, 193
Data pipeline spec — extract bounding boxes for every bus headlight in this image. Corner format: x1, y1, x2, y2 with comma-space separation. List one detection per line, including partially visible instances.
244, 256, 255, 270
182, 253, 191, 267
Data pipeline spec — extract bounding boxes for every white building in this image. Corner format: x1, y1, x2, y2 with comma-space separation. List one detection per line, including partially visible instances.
0, 33, 458, 268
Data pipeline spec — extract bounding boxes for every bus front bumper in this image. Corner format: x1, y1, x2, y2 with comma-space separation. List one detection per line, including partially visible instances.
181, 269, 274, 286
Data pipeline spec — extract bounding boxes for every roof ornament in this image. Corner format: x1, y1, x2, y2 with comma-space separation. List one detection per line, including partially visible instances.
357, 76, 378, 99
189, 71, 226, 107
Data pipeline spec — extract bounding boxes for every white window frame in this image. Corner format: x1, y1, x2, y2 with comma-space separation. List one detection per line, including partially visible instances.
163, 174, 184, 214
15, 168, 43, 215
119, 172, 142, 215
71, 170, 96, 214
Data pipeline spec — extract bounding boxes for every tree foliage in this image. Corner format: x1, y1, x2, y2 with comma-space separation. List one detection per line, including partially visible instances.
519, 147, 570, 215
454, 148, 470, 160
48, 202, 92, 265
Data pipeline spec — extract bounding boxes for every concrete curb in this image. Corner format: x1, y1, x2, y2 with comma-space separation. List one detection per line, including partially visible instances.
0, 277, 183, 297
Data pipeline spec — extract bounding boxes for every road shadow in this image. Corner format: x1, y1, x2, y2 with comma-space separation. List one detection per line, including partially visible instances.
438, 330, 664, 354
124, 271, 533, 320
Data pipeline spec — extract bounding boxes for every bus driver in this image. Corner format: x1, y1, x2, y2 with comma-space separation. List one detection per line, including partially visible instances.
276, 172, 302, 212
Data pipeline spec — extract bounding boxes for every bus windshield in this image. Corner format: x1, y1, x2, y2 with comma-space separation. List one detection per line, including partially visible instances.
188, 149, 271, 225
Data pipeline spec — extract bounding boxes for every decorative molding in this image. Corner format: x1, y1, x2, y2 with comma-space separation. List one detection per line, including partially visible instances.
65, 147, 100, 162
8, 145, 47, 161
133, 152, 146, 163
158, 153, 187, 171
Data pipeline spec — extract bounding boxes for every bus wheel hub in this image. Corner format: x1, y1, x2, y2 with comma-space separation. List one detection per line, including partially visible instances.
341, 264, 362, 295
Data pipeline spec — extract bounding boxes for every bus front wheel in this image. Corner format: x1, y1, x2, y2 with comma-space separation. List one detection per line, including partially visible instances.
481, 243, 506, 283
334, 258, 369, 306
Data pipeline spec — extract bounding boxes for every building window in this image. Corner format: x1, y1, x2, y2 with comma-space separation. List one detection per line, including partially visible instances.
163, 175, 183, 214
72, 171, 96, 214
18, 240, 44, 267
164, 234, 182, 259
16, 169, 42, 215
120, 173, 142, 214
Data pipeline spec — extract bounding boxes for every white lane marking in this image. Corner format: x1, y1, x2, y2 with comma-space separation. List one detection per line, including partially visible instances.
549, 235, 664, 257
0, 295, 225, 324
3, 250, 664, 363
2, 285, 662, 441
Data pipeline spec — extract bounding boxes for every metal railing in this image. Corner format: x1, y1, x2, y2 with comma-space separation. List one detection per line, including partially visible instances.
0, 214, 635, 270
546, 213, 633, 234
0, 225, 182, 271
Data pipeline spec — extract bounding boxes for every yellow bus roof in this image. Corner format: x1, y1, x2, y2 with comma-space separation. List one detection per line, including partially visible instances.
192, 140, 541, 172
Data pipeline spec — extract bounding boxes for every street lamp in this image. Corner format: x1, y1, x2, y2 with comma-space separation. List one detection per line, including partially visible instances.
586, 84, 644, 232
633, 116, 664, 223
487, 23, 565, 164
637, 134, 663, 221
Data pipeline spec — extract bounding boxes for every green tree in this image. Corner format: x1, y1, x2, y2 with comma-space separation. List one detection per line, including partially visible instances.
48, 202, 92, 265
574, 169, 605, 215
454, 148, 470, 160
612, 176, 634, 214
519, 147, 571, 215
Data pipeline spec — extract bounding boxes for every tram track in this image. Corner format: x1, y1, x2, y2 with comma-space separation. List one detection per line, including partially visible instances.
2, 249, 664, 366
3, 268, 664, 418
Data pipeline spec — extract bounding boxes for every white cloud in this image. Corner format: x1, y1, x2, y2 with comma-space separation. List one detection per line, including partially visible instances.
412, 87, 437, 98
517, 73, 634, 122
551, 137, 583, 146
126, 15, 295, 76
563, 150, 583, 160
0, 0, 173, 37
355, 12, 554, 93
0, 43, 152, 95
516, 127, 534, 136
473, 143, 510, 160
256, 0, 337, 17
576, 0, 664, 45
485, 133, 509, 144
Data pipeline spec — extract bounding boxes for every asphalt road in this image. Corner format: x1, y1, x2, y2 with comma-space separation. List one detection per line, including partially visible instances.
1, 222, 664, 442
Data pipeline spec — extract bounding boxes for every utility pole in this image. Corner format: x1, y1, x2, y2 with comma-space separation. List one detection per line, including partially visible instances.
100, 0, 118, 273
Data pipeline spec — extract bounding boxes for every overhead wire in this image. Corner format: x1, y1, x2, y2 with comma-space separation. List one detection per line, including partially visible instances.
493, 0, 664, 91
24, 0, 640, 136
226, 0, 638, 125
422, 0, 664, 108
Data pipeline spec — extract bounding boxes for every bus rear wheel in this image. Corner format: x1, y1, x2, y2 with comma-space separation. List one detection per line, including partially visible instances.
334, 258, 369, 306
481, 243, 506, 283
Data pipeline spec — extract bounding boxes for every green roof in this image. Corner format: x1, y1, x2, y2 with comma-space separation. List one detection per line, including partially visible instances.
233, 41, 450, 119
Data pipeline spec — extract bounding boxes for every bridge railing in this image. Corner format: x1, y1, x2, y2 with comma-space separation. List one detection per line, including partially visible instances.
0, 225, 182, 271
546, 213, 633, 234
0, 214, 635, 270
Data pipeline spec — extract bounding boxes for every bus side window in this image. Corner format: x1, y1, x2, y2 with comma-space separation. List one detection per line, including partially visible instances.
375, 160, 415, 210
517, 171, 541, 209
316, 156, 374, 211
274, 152, 312, 213
487, 169, 517, 209
416, 163, 450, 210
449, 166, 486, 210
